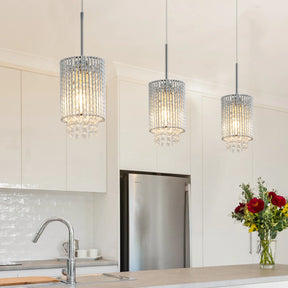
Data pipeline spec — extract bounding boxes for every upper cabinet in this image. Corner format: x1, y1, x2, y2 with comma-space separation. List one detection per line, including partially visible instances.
21, 72, 66, 191
156, 91, 191, 175
0, 68, 106, 193
119, 79, 190, 175
21, 71, 106, 193
0, 67, 21, 189
119, 80, 157, 172
67, 124, 106, 192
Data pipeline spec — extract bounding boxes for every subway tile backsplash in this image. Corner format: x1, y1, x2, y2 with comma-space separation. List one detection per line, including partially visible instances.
0, 189, 96, 261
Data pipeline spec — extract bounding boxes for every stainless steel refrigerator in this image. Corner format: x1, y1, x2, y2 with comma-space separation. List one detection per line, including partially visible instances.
120, 172, 190, 271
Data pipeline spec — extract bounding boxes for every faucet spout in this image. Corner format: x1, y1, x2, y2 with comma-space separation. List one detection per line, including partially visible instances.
32, 217, 76, 284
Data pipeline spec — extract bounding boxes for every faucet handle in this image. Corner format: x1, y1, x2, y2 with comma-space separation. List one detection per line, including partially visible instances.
62, 268, 67, 276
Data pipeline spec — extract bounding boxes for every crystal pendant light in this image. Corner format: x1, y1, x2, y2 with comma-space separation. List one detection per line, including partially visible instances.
60, 0, 105, 138
221, 0, 253, 152
149, 0, 185, 146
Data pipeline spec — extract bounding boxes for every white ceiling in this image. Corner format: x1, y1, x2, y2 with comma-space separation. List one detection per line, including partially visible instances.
1, 0, 288, 105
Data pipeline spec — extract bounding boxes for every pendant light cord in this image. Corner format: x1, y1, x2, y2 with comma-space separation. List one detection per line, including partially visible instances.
165, 0, 168, 80
235, 0, 238, 94
80, 0, 84, 56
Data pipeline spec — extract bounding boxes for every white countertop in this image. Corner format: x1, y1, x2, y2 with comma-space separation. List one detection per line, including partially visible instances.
2, 264, 288, 288
76, 264, 288, 288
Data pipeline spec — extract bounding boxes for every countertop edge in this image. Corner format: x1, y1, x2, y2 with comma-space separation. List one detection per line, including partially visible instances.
0, 260, 118, 271
143, 275, 288, 288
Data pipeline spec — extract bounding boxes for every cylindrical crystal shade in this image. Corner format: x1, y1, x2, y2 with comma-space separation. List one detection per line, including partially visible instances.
149, 79, 185, 146
60, 56, 105, 138
221, 94, 253, 152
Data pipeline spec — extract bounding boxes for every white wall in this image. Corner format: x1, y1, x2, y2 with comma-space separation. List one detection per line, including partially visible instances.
1, 60, 288, 268
0, 189, 96, 261
98, 63, 288, 268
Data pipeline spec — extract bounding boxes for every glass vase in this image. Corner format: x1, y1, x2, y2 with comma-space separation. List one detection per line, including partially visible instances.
259, 238, 277, 269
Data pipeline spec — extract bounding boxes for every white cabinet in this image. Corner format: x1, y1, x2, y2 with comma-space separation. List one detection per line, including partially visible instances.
156, 91, 191, 174
119, 79, 190, 174
119, 80, 157, 172
0, 67, 21, 189
67, 126, 106, 192
253, 107, 288, 264
20, 70, 106, 193
21, 72, 66, 191
202, 97, 253, 266
253, 107, 288, 197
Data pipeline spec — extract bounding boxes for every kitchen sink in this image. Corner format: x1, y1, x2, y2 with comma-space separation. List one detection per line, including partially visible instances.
4, 283, 66, 288
3, 274, 135, 287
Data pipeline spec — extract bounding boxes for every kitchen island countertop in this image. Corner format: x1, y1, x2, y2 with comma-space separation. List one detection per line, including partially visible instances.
2, 264, 288, 288
78, 264, 288, 288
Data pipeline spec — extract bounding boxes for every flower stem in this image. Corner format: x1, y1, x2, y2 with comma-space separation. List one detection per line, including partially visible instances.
260, 238, 275, 266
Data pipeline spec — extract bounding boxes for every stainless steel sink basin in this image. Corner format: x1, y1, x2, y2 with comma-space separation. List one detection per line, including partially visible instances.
6, 274, 135, 288
5, 283, 66, 288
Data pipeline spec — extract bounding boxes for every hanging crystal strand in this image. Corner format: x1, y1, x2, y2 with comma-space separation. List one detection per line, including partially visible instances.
60, 0, 105, 138
149, 0, 185, 146
221, 0, 253, 152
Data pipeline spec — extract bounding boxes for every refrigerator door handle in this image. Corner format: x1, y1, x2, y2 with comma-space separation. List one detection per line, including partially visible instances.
184, 184, 191, 268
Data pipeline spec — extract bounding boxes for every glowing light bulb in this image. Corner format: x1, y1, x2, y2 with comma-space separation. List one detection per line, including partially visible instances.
221, 94, 253, 152
60, 56, 105, 138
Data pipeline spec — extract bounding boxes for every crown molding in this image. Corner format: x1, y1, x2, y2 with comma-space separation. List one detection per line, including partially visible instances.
0, 48, 59, 76
111, 62, 288, 112
0, 49, 287, 112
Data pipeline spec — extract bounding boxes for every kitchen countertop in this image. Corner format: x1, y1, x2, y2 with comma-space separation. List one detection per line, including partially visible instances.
0, 259, 117, 271
2, 264, 288, 287
76, 264, 288, 288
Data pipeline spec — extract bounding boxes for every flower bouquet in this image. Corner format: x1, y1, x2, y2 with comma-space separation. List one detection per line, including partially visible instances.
232, 178, 288, 269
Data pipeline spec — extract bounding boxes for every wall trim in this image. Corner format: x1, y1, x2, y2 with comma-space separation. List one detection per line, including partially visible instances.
0, 48, 59, 76
112, 62, 288, 113
0, 48, 287, 113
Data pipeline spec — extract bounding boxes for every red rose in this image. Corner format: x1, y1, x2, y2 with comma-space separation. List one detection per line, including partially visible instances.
272, 195, 286, 208
247, 198, 265, 213
234, 203, 245, 214
269, 192, 277, 199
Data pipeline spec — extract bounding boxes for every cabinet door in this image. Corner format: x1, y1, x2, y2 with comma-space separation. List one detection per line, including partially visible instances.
119, 79, 190, 174
22, 72, 66, 190
253, 107, 288, 264
67, 123, 106, 192
0, 67, 21, 188
119, 80, 157, 171
156, 90, 191, 174
202, 97, 253, 266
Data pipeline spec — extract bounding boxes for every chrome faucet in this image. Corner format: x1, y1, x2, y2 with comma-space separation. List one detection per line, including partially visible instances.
32, 217, 76, 284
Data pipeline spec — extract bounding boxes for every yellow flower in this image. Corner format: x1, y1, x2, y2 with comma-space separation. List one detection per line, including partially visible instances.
249, 224, 258, 233
282, 204, 288, 214
244, 211, 252, 218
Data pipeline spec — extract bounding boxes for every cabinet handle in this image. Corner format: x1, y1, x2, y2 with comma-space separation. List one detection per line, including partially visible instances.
249, 233, 252, 254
